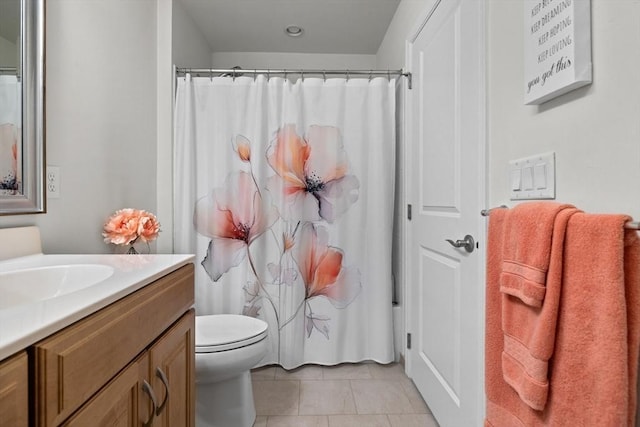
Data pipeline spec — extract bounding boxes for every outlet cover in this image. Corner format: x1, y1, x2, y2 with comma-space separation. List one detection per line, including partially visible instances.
46, 166, 60, 199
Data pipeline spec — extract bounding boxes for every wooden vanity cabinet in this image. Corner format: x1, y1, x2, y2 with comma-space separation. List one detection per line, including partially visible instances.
32, 263, 195, 427
62, 311, 194, 427
0, 351, 29, 427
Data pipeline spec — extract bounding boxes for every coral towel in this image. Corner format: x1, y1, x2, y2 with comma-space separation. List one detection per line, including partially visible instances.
500, 202, 575, 307
486, 209, 640, 426
500, 202, 580, 410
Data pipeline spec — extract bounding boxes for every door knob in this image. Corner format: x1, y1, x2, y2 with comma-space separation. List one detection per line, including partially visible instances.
445, 235, 475, 253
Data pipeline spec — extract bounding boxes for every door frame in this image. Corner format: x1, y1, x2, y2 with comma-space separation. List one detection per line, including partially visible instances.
402, 0, 487, 422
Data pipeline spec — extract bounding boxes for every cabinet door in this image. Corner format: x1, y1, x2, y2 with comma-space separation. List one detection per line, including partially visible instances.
0, 351, 29, 427
34, 264, 195, 427
62, 355, 153, 427
148, 309, 195, 427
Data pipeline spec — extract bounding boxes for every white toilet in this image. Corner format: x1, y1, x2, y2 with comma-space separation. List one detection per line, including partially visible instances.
195, 314, 269, 427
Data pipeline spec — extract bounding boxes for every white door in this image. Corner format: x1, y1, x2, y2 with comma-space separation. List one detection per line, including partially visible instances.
405, 0, 485, 426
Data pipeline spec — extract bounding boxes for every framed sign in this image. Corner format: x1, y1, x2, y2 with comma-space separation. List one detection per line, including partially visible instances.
524, 0, 592, 105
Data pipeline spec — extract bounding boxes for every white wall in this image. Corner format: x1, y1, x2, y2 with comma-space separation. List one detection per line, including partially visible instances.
488, 0, 640, 220
155, 0, 214, 254
156, 0, 173, 254
0, 0, 159, 254
211, 51, 376, 70
376, 0, 432, 69
172, 0, 211, 68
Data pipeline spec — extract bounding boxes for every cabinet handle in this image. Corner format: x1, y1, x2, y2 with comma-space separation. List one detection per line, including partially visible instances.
142, 379, 158, 427
155, 367, 171, 415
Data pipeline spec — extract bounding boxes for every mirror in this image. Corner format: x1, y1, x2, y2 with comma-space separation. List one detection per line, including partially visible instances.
0, 0, 44, 214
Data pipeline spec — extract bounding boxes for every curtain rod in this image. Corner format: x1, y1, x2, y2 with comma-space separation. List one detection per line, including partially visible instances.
175, 67, 412, 89
481, 205, 640, 230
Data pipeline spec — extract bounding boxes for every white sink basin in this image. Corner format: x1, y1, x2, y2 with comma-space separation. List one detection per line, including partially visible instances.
0, 264, 115, 309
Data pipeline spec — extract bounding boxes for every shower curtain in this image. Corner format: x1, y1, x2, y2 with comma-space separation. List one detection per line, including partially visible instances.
174, 74, 396, 369
0, 75, 21, 194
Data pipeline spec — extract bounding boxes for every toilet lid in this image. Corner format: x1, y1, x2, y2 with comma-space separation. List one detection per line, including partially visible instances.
195, 314, 268, 353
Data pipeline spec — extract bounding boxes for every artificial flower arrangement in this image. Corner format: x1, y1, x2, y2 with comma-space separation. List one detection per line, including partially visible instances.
102, 208, 160, 254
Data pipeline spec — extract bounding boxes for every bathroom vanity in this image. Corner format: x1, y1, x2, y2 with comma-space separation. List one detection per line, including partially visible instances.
0, 254, 195, 427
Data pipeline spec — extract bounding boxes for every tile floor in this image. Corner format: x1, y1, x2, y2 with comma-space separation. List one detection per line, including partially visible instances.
251, 362, 440, 427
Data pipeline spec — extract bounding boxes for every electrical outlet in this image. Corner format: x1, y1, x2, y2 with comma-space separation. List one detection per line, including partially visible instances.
46, 166, 60, 198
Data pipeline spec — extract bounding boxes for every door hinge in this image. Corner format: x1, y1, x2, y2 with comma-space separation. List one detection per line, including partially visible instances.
407, 204, 412, 221
407, 333, 412, 349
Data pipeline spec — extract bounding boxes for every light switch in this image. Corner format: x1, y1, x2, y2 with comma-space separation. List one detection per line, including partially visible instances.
534, 164, 547, 189
522, 166, 534, 190
509, 152, 555, 200
510, 169, 521, 191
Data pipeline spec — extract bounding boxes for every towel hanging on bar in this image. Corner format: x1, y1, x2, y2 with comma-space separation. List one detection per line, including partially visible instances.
481, 205, 640, 230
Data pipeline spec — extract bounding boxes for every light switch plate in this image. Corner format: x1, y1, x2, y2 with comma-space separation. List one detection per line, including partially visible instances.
509, 152, 555, 200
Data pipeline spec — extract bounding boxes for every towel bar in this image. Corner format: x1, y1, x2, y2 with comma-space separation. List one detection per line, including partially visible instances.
480, 206, 640, 230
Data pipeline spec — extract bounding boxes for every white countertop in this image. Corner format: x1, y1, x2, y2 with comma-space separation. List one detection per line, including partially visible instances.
0, 253, 194, 360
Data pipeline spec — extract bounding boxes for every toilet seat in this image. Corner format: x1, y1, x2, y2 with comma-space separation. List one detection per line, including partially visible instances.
196, 314, 268, 353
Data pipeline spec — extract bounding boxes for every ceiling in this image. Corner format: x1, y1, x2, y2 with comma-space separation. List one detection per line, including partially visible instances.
177, 0, 402, 55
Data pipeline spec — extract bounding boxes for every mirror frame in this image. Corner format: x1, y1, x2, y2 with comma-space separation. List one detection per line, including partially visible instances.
0, 0, 45, 215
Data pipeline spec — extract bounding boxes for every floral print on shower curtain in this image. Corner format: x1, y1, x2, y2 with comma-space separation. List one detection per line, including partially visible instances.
193, 124, 362, 340
174, 75, 396, 368
0, 76, 21, 194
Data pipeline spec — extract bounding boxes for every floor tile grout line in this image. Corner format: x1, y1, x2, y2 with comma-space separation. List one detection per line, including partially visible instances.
385, 413, 393, 427
348, 378, 359, 415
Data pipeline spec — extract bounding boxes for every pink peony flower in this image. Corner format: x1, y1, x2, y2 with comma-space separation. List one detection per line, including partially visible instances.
103, 208, 160, 246
136, 210, 161, 242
